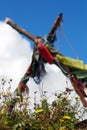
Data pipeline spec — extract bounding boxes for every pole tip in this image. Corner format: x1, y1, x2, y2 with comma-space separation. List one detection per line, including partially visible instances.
5, 17, 11, 23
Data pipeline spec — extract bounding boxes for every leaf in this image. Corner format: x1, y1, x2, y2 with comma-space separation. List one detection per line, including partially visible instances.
5, 101, 12, 106
66, 122, 74, 130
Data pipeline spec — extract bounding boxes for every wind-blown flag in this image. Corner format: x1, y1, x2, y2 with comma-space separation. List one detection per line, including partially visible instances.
45, 43, 87, 107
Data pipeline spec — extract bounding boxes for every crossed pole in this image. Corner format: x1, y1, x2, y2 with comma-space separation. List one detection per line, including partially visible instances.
5, 13, 63, 41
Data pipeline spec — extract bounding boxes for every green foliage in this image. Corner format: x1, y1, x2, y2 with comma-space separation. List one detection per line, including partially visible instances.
0, 79, 86, 130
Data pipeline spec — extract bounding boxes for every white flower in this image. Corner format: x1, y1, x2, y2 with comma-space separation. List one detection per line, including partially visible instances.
40, 96, 47, 102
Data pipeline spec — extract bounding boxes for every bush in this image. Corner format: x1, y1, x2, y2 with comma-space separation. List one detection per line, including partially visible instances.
0, 78, 86, 130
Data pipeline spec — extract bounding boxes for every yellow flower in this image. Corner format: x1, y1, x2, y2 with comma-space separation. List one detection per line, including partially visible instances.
63, 115, 71, 120
59, 127, 66, 130
59, 119, 64, 123
35, 109, 43, 113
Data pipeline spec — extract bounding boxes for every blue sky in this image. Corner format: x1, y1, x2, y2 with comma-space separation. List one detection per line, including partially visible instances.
0, 0, 87, 63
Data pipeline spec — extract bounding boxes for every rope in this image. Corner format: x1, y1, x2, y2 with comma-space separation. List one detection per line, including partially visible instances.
56, 29, 62, 51
57, 29, 79, 59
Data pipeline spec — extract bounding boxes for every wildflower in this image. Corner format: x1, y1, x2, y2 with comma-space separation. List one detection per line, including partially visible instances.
59, 119, 64, 123
55, 98, 60, 103
35, 109, 43, 113
59, 127, 66, 130
40, 96, 47, 102
14, 96, 21, 102
8, 105, 14, 112
63, 115, 71, 120
2, 92, 8, 97
10, 79, 12, 82
61, 94, 67, 99
49, 109, 53, 114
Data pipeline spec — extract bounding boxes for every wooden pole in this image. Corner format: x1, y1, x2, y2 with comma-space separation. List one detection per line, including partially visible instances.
5, 13, 63, 41
5, 18, 36, 41
48, 13, 63, 36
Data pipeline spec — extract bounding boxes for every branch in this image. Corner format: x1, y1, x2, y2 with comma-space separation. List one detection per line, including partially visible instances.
5, 18, 36, 41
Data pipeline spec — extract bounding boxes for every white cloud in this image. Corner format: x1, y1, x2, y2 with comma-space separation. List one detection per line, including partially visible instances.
0, 22, 32, 90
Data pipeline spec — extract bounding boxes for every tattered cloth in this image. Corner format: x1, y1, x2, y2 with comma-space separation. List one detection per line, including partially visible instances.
45, 43, 87, 86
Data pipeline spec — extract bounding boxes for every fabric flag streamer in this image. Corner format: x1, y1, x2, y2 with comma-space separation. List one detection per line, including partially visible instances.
45, 42, 87, 108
